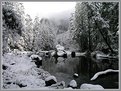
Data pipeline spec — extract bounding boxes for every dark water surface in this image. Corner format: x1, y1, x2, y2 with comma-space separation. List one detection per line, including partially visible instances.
42, 55, 118, 89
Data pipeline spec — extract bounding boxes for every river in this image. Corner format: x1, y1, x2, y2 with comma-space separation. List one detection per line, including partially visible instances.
42, 55, 118, 89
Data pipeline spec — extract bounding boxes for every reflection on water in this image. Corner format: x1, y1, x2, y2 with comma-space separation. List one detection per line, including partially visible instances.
42, 55, 118, 89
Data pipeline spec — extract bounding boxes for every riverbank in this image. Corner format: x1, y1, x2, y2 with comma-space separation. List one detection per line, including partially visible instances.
2, 51, 118, 89
2, 52, 50, 89
2, 52, 78, 89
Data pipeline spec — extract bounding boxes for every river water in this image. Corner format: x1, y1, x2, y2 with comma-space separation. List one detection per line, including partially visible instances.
42, 55, 118, 89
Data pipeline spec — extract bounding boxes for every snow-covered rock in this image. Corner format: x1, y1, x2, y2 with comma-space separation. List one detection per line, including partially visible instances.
57, 57, 65, 61
30, 54, 42, 68
68, 80, 77, 88
51, 81, 65, 89
30, 54, 42, 60
56, 44, 64, 51
51, 51, 56, 56
73, 73, 78, 78
80, 83, 104, 90
13, 49, 20, 54
116, 30, 119, 35
45, 76, 57, 82
45, 76, 57, 86
57, 51, 65, 56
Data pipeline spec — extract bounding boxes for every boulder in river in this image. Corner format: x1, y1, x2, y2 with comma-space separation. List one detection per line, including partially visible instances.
57, 51, 65, 56
45, 76, 57, 86
56, 44, 64, 51
51, 81, 65, 89
30, 54, 42, 68
68, 79, 77, 89
80, 83, 104, 90
53, 51, 67, 58
73, 73, 78, 78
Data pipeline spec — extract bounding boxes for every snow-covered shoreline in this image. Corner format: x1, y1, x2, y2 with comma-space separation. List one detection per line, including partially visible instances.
2, 52, 51, 89
2, 52, 78, 89
2, 52, 106, 90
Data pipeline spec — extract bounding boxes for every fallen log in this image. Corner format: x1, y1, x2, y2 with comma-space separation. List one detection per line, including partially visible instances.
90, 69, 119, 81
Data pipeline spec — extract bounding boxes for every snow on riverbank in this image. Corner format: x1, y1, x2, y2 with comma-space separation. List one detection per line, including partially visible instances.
2, 52, 51, 89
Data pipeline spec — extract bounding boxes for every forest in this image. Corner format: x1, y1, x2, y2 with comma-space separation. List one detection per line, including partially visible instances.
2, 2, 119, 90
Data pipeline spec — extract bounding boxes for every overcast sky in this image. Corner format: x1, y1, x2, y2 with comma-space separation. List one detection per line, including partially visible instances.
21, 2, 76, 19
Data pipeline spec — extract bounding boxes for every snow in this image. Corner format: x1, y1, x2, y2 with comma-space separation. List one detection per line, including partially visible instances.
74, 73, 78, 77
69, 80, 77, 87
90, 69, 119, 81
56, 44, 65, 51
116, 30, 119, 35
15, 75, 45, 88
65, 51, 71, 55
13, 51, 32, 55
2, 52, 51, 89
93, 11, 109, 29
91, 51, 117, 60
51, 51, 56, 56
80, 83, 104, 90
76, 52, 86, 56
50, 81, 65, 89
57, 57, 65, 61
30, 54, 42, 60
57, 51, 65, 56
64, 87, 73, 89
45, 76, 57, 82
96, 53, 118, 59
96, 53, 109, 59
20, 86, 64, 90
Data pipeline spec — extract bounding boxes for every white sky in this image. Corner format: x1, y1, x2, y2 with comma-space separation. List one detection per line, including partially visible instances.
21, 2, 76, 20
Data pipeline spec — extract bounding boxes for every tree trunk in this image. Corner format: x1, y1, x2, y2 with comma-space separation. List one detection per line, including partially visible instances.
95, 20, 114, 53
88, 21, 92, 52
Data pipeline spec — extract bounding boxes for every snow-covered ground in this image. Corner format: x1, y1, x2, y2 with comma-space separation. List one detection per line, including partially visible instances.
2, 52, 51, 89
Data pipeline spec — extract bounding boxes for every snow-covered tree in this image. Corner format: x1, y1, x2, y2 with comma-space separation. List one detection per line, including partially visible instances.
32, 16, 41, 52
2, 2, 25, 53
73, 2, 119, 53
22, 14, 33, 51
74, 2, 89, 52
38, 18, 57, 50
